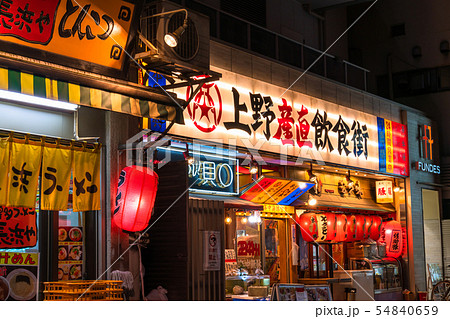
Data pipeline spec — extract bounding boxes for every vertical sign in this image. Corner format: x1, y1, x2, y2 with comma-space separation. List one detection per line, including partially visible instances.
203, 231, 220, 271
375, 181, 393, 203
378, 117, 409, 176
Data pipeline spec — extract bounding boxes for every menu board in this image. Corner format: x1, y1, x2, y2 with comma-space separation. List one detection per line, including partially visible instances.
305, 285, 332, 301
0, 252, 39, 301
58, 226, 83, 281
271, 283, 307, 301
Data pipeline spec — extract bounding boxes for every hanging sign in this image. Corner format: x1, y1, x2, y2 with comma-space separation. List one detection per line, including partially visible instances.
0, 0, 138, 74
41, 146, 73, 211
0, 206, 37, 248
0, 252, 39, 301
7, 141, 42, 208
375, 181, 393, 203
0, 138, 10, 206
73, 147, 101, 212
203, 231, 221, 271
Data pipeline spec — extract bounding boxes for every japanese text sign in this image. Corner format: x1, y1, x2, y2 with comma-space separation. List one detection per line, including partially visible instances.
375, 180, 393, 203
188, 154, 238, 195
0, 0, 136, 71
171, 68, 382, 172
0, 252, 39, 301
0, 206, 37, 248
203, 231, 220, 271
377, 118, 409, 176
73, 148, 101, 212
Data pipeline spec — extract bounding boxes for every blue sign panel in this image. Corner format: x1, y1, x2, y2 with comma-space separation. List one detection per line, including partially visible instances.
377, 117, 386, 172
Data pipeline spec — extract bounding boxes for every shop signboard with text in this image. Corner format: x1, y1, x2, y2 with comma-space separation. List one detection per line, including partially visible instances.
169, 68, 409, 176
414, 124, 440, 174
0, 0, 137, 75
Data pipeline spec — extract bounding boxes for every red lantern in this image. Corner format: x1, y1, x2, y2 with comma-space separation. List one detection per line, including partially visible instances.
364, 215, 373, 240
369, 216, 382, 240
345, 215, 357, 242
379, 220, 403, 258
335, 214, 348, 242
354, 215, 367, 241
113, 166, 159, 232
316, 213, 336, 242
297, 213, 318, 242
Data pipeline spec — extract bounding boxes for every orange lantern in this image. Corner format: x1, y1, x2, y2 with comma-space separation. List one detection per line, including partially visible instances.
316, 213, 336, 242
345, 215, 357, 242
369, 215, 382, 240
335, 214, 348, 242
379, 220, 403, 258
113, 166, 159, 232
297, 213, 318, 242
354, 215, 367, 241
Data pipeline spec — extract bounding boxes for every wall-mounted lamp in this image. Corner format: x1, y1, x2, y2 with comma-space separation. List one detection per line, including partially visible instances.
346, 170, 354, 187
183, 143, 194, 165
249, 155, 258, 175
141, 9, 189, 48
225, 214, 232, 225
393, 180, 401, 193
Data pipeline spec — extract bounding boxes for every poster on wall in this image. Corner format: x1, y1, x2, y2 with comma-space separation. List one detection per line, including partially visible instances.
203, 231, 220, 271
0, 252, 39, 301
225, 249, 237, 274
58, 226, 83, 280
0, 206, 37, 249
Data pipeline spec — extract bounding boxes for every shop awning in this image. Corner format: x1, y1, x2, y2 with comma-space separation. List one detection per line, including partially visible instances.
290, 193, 395, 213
0, 66, 184, 124
189, 193, 264, 211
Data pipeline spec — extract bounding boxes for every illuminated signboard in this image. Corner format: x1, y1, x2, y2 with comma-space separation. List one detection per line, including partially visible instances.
156, 147, 238, 195
188, 154, 238, 195
0, 0, 138, 75
377, 118, 409, 176
240, 176, 315, 205
170, 67, 396, 173
375, 180, 394, 203
414, 124, 440, 174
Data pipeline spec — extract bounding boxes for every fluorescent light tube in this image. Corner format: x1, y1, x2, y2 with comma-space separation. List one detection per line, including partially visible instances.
0, 89, 78, 111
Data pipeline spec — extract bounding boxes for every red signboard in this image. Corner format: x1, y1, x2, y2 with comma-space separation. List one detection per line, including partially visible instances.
391, 121, 409, 176
0, 0, 59, 45
0, 206, 37, 249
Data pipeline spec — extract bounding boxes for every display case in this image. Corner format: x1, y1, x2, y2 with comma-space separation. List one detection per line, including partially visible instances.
350, 257, 402, 301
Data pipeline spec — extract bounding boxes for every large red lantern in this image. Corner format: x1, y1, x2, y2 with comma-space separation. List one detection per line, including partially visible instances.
297, 213, 318, 242
335, 214, 348, 242
354, 215, 367, 241
316, 213, 336, 242
379, 220, 403, 258
113, 166, 159, 232
345, 215, 357, 242
364, 215, 373, 239
369, 215, 382, 240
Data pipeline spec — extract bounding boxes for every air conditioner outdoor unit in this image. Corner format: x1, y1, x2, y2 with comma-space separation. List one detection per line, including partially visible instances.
139, 0, 210, 76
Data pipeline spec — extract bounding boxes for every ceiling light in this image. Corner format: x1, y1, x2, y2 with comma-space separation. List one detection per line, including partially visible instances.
0, 89, 78, 112
225, 216, 232, 224
241, 216, 248, 224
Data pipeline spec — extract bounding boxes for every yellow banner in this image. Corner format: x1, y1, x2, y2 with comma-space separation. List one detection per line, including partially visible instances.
384, 119, 394, 173
41, 146, 73, 211
8, 141, 42, 208
263, 204, 294, 215
0, 252, 39, 266
73, 147, 101, 212
0, 137, 11, 206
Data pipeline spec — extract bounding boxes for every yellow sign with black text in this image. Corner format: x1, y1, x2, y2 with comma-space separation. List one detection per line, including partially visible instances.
0, 0, 136, 70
